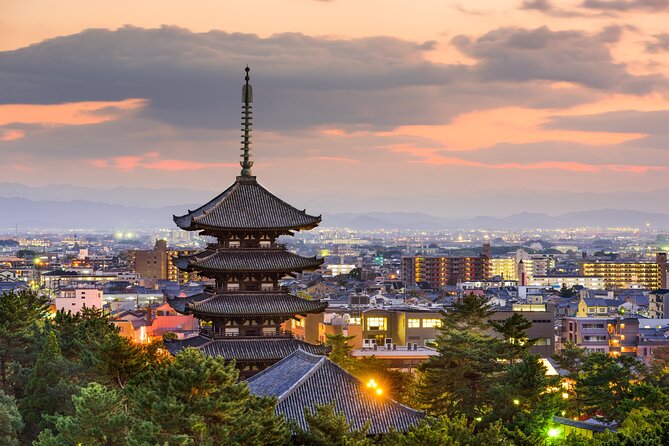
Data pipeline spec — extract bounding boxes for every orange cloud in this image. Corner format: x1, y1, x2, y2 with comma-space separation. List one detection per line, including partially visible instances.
381, 107, 645, 151
0, 99, 147, 128
90, 151, 237, 171
392, 144, 663, 173
0, 129, 26, 141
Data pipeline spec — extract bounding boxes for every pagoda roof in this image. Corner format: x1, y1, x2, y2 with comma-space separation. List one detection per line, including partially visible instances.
247, 349, 424, 434
167, 291, 327, 318
173, 177, 321, 232
165, 336, 328, 362
174, 249, 323, 274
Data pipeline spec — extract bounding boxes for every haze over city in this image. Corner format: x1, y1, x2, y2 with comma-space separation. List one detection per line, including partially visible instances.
2, 0, 669, 222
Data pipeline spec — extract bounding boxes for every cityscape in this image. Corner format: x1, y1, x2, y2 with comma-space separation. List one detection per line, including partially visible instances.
2, 1, 669, 445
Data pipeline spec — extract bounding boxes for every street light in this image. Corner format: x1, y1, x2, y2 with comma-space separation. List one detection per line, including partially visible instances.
366, 378, 383, 396
547, 427, 561, 438
513, 399, 520, 406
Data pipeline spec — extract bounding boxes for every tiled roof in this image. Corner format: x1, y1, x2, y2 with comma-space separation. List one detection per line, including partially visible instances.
247, 350, 424, 434
173, 177, 321, 231
583, 298, 626, 307
174, 249, 323, 273
165, 336, 329, 361
187, 292, 328, 317
552, 416, 616, 433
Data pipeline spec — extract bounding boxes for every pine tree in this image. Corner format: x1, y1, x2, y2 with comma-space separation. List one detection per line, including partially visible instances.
33, 382, 130, 446
326, 332, 356, 369
487, 354, 562, 445
19, 331, 75, 442
381, 416, 512, 446
125, 348, 289, 446
574, 353, 650, 422
91, 333, 151, 388
0, 290, 50, 393
0, 390, 22, 446
489, 313, 537, 362
51, 307, 119, 362
418, 294, 504, 418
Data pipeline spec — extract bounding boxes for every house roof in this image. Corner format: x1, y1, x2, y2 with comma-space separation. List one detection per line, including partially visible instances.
247, 349, 424, 434
552, 416, 616, 433
582, 298, 626, 307
174, 249, 323, 274
164, 336, 329, 362
173, 177, 321, 232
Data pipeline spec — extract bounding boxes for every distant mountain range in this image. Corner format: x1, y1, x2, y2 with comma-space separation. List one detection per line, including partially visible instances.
0, 196, 667, 230
323, 210, 669, 230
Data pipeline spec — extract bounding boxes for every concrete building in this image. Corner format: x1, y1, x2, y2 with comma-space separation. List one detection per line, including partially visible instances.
560, 317, 640, 356
580, 253, 668, 290
489, 303, 556, 357
55, 286, 103, 313
129, 239, 198, 284
649, 289, 669, 318
529, 275, 605, 290
401, 244, 491, 288
490, 257, 517, 281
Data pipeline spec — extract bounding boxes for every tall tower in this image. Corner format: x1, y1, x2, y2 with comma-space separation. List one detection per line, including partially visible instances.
166, 68, 328, 378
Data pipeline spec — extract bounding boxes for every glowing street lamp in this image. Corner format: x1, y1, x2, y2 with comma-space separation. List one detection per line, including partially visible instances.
513, 399, 520, 406
547, 427, 561, 439
366, 378, 383, 396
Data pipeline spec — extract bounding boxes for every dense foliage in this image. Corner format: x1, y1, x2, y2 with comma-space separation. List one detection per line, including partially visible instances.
1, 289, 668, 445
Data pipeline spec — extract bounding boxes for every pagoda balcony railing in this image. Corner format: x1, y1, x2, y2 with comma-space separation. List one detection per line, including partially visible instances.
199, 328, 294, 339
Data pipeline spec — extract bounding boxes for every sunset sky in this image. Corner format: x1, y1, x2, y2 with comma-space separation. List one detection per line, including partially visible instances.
1, 0, 669, 216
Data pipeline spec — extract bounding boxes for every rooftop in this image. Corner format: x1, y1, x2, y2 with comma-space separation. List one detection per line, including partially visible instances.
173, 177, 321, 232
168, 291, 328, 318
174, 249, 323, 273
247, 349, 424, 434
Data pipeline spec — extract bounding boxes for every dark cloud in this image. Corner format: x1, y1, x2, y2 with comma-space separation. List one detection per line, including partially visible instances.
0, 25, 666, 176
452, 26, 665, 94
581, 0, 669, 11
0, 25, 632, 134
520, 0, 596, 17
645, 34, 669, 53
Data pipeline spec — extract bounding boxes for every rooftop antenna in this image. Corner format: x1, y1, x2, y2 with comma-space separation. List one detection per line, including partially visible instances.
240, 66, 254, 177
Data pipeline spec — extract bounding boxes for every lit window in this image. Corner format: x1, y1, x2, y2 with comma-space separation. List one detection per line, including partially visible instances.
366, 317, 387, 331
349, 317, 362, 325
407, 318, 420, 328
422, 319, 442, 328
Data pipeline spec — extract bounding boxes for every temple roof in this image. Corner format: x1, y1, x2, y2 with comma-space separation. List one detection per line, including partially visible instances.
247, 350, 424, 434
190, 292, 327, 318
173, 177, 321, 232
165, 336, 329, 362
167, 291, 327, 318
174, 249, 323, 273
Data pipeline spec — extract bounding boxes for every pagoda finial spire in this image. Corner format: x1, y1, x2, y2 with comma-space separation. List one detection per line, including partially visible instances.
240, 66, 254, 177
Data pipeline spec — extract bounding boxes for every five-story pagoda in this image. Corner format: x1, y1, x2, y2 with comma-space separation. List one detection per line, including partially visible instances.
166, 67, 328, 378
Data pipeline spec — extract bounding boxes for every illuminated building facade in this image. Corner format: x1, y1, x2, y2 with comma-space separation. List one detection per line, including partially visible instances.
401, 244, 491, 288
560, 317, 640, 356
580, 253, 668, 289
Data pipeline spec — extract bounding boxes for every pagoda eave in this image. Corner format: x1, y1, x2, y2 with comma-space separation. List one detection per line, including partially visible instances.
176, 221, 322, 234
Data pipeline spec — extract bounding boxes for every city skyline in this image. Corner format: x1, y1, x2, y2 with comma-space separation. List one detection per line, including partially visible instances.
2, 0, 669, 217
